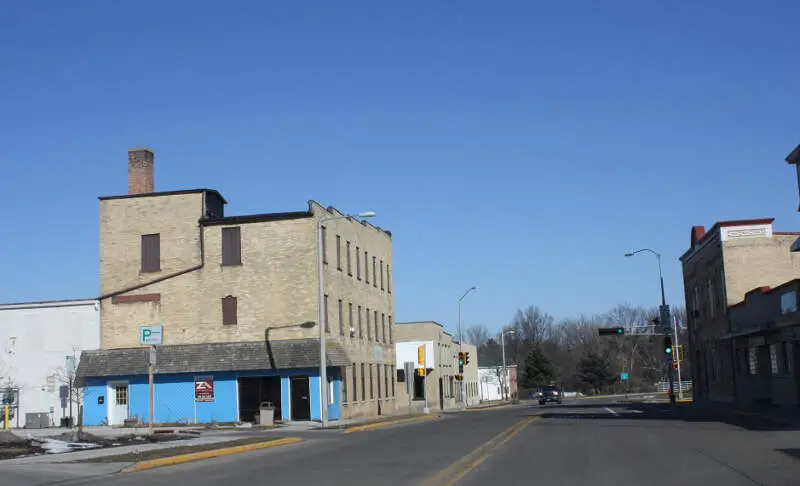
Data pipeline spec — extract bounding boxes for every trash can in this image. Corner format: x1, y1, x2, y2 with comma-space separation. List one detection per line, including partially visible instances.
60, 416, 74, 428
259, 402, 275, 427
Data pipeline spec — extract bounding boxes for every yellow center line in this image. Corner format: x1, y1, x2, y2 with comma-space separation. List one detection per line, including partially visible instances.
421, 415, 539, 486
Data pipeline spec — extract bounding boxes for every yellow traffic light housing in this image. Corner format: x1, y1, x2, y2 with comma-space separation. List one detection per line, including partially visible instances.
464, 352, 470, 366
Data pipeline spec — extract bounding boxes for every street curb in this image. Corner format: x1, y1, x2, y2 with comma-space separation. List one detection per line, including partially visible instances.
462, 403, 515, 412
120, 437, 304, 473
342, 414, 441, 434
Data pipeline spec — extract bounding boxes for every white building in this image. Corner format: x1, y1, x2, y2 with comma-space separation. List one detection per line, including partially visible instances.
0, 299, 100, 428
478, 365, 518, 402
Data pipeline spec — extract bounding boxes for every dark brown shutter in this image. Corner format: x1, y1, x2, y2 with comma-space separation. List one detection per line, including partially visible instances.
221, 227, 241, 266
141, 234, 160, 272
222, 296, 237, 325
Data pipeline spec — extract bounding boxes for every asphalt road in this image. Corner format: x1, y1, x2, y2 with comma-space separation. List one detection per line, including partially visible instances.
6, 399, 800, 485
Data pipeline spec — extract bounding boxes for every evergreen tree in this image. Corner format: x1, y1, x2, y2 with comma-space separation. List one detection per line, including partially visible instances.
578, 349, 615, 394
521, 344, 555, 389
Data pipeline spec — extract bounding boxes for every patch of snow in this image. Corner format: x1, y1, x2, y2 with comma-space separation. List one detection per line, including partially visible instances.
39, 438, 102, 454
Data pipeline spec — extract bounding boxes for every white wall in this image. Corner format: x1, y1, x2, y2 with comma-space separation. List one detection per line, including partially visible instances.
0, 299, 100, 427
395, 341, 436, 369
478, 367, 510, 402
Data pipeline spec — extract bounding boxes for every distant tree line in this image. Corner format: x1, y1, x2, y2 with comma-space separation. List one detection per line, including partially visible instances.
466, 304, 690, 396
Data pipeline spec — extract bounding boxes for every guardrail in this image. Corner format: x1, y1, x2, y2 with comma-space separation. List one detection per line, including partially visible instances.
656, 381, 692, 392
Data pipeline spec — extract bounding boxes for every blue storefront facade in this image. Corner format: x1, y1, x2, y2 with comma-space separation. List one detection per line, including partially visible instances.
76, 340, 348, 426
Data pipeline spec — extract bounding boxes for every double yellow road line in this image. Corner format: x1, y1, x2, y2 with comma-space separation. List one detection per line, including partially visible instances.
421, 415, 538, 486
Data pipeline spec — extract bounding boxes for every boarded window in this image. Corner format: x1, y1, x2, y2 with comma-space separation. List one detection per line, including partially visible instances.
358, 305, 363, 339
372, 257, 377, 287
222, 296, 237, 325
360, 363, 366, 401
346, 241, 352, 275
338, 299, 344, 336
324, 294, 330, 333
382, 313, 386, 343
365, 251, 369, 283
380, 260, 384, 290
348, 302, 354, 338
369, 364, 374, 400
336, 235, 342, 270
352, 363, 358, 402
141, 234, 160, 272
221, 227, 242, 266
321, 226, 328, 264
356, 246, 361, 279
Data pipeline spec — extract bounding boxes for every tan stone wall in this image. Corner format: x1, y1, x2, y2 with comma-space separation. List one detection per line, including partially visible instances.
723, 235, 800, 305
311, 202, 396, 419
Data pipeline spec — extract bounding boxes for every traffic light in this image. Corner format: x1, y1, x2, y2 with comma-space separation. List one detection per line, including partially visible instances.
417, 368, 424, 377
455, 374, 463, 381
664, 335, 673, 356
457, 352, 465, 366
464, 352, 471, 366
672, 363, 678, 370
598, 327, 625, 336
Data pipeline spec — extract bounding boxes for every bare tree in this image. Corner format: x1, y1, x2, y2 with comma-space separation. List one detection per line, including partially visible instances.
465, 324, 491, 346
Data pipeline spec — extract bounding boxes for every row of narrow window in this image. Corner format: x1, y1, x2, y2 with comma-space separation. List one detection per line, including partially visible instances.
321, 227, 391, 293
323, 295, 393, 343
342, 362, 395, 403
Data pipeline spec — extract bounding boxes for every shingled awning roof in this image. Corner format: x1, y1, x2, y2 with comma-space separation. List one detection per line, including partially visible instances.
75, 339, 350, 386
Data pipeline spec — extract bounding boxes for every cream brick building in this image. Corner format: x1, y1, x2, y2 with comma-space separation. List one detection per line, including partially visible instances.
76, 148, 396, 425
680, 218, 800, 403
394, 321, 479, 412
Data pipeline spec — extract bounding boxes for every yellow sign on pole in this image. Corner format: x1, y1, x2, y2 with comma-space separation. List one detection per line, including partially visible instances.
4, 405, 8, 430
417, 345, 425, 366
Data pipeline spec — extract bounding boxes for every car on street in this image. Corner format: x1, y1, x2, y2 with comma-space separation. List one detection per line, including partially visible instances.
538, 385, 563, 405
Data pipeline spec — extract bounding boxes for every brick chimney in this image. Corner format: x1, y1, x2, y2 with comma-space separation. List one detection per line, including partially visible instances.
128, 148, 154, 195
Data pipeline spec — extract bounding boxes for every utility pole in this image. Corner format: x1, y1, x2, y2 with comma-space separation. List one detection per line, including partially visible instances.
626, 249, 676, 405
148, 345, 155, 435
673, 313, 684, 400
457, 286, 478, 409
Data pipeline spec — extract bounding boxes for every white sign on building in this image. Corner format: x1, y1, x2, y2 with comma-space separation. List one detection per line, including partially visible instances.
395, 341, 436, 369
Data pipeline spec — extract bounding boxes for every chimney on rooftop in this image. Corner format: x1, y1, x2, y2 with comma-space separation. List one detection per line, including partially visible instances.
128, 148, 154, 195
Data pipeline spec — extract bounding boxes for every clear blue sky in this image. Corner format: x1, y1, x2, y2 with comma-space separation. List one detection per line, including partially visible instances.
1, 1, 799, 337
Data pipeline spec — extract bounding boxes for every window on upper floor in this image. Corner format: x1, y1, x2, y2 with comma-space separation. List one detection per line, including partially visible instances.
374, 310, 379, 341
372, 256, 377, 288
324, 294, 330, 333
346, 241, 352, 276
708, 279, 715, 319
388, 315, 393, 343
387, 265, 392, 293
358, 305, 363, 339
781, 290, 798, 315
348, 302, 354, 338
365, 251, 370, 283
336, 235, 342, 271
222, 295, 237, 325
380, 260, 384, 291
338, 299, 344, 336
366, 308, 372, 340
748, 347, 759, 375
221, 227, 242, 266
141, 234, 161, 272
356, 246, 361, 280
321, 226, 328, 264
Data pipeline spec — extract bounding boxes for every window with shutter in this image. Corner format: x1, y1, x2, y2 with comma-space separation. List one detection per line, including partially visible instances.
141, 234, 161, 272
221, 227, 242, 266
222, 296, 237, 325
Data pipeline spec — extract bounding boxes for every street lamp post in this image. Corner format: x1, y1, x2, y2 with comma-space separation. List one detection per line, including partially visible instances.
501, 329, 515, 401
625, 248, 679, 404
457, 286, 478, 408
318, 210, 376, 427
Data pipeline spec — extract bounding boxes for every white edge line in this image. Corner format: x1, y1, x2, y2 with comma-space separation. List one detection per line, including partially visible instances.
604, 407, 618, 416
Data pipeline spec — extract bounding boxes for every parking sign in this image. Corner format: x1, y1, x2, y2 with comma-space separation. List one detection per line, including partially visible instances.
140, 325, 163, 345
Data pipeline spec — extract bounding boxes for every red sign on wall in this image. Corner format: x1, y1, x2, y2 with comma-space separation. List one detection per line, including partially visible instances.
194, 376, 215, 402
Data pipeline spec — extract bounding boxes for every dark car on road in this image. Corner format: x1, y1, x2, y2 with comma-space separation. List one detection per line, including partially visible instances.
538, 385, 563, 405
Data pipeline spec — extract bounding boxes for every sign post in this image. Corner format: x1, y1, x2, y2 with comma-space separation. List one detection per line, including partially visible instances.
418, 345, 428, 414
140, 326, 163, 435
